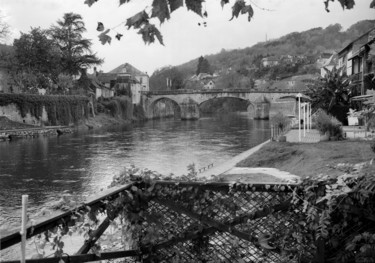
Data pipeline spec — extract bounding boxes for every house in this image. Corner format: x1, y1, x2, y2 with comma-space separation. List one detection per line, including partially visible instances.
316, 52, 335, 68
320, 53, 338, 78
338, 27, 375, 95
93, 63, 149, 105
203, 80, 215, 89
261, 56, 279, 67
186, 73, 218, 90
109, 63, 149, 92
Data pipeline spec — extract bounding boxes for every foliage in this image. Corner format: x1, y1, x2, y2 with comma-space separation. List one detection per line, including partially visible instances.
0, 93, 89, 125
270, 112, 291, 130
12, 27, 62, 90
196, 56, 212, 75
150, 66, 186, 90
291, 163, 375, 262
306, 66, 353, 119
49, 12, 103, 77
313, 109, 343, 138
100, 96, 133, 120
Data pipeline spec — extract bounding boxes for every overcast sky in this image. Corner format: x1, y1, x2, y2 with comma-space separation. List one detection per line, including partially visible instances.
1, 0, 374, 75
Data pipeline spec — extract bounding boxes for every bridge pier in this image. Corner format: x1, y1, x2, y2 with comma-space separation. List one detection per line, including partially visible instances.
180, 99, 200, 120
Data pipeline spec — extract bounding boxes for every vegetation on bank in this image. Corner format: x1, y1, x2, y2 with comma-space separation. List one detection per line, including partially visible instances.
0, 93, 89, 126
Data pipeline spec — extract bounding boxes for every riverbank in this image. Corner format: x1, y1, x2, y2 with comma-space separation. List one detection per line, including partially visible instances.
236, 140, 375, 177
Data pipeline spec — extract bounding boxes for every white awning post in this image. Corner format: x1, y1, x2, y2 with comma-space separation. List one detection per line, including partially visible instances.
309, 103, 312, 130
21, 195, 28, 263
298, 94, 301, 142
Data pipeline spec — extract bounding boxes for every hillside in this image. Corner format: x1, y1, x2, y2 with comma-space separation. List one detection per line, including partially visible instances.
150, 20, 375, 91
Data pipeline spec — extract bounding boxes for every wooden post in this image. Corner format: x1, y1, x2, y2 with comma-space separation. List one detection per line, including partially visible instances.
271, 125, 274, 140
303, 103, 306, 137
20, 195, 28, 263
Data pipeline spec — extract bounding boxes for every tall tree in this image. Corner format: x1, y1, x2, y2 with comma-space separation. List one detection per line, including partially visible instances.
12, 27, 62, 91
196, 56, 212, 75
50, 12, 103, 77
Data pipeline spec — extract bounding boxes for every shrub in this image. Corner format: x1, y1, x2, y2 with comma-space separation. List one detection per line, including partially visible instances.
314, 110, 343, 138
270, 112, 291, 130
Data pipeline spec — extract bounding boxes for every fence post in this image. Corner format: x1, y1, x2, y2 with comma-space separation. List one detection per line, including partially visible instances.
20, 195, 28, 263
271, 125, 274, 140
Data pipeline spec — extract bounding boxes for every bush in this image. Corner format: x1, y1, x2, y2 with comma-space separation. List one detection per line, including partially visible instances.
314, 110, 343, 138
270, 112, 291, 130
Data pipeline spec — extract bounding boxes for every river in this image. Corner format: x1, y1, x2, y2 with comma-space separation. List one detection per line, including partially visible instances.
0, 112, 270, 233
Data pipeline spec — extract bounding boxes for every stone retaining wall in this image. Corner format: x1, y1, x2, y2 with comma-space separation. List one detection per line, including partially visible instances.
0, 127, 73, 141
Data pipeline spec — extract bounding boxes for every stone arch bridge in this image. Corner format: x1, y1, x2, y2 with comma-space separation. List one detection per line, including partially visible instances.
141, 89, 300, 120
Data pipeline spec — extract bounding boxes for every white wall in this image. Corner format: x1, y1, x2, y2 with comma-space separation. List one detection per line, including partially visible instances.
0, 103, 48, 126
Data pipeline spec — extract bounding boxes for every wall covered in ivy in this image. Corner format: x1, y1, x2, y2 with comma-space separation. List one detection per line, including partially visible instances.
0, 94, 90, 126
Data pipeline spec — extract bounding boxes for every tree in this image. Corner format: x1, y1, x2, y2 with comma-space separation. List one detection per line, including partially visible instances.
50, 12, 103, 77
12, 27, 62, 91
306, 66, 354, 122
196, 56, 212, 75
86, 0, 375, 45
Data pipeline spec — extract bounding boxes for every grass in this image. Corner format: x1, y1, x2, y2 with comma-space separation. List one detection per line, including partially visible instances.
236, 140, 375, 178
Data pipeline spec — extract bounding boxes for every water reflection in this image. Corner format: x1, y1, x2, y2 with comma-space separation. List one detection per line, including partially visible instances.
0, 113, 269, 230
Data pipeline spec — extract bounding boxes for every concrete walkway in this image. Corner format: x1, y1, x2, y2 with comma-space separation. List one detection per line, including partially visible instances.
198, 140, 300, 184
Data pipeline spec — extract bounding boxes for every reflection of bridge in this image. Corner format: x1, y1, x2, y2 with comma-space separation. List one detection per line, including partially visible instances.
141, 89, 300, 120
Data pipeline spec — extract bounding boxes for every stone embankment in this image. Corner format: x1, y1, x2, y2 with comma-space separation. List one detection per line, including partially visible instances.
0, 126, 73, 141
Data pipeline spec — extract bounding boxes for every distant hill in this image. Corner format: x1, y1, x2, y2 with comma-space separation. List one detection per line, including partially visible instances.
150, 20, 375, 91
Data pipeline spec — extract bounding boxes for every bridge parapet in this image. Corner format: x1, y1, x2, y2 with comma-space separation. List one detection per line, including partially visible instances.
142, 89, 303, 96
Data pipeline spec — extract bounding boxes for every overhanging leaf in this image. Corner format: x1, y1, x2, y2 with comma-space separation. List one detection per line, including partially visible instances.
126, 11, 149, 29
221, 0, 229, 8
371, 0, 375, 8
97, 22, 104, 32
98, 29, 112, 45
241, 4, 254, 21
230, 0, 246, 21
151, 0, 170, 24
119, 0, 131, 6
168, 0, 184, 13
115, 33, 123, 40
185, 0, 204, 17
84, 0, 98, 7
338, 0, 355, 9
138, 23, 164, 45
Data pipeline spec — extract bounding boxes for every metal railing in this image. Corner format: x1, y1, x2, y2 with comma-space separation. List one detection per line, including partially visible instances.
1, 180, 321, 263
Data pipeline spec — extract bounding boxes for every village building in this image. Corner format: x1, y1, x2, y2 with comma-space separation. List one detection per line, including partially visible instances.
320, 53, 338, 78
92, 63, 149, 104
261, 56, 279, 67
338, 27, 375, 95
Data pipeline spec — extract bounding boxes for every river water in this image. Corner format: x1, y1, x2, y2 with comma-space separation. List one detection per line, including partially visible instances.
0, 113, 270, 233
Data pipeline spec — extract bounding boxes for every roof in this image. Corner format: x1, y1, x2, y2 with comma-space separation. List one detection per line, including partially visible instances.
96, 73, 117, 83
338, 27, 375, 55
109, 63, 148, 76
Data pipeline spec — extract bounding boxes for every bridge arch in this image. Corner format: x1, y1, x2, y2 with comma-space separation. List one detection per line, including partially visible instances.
198, 96, 255, 117
148, 97, 181, 119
